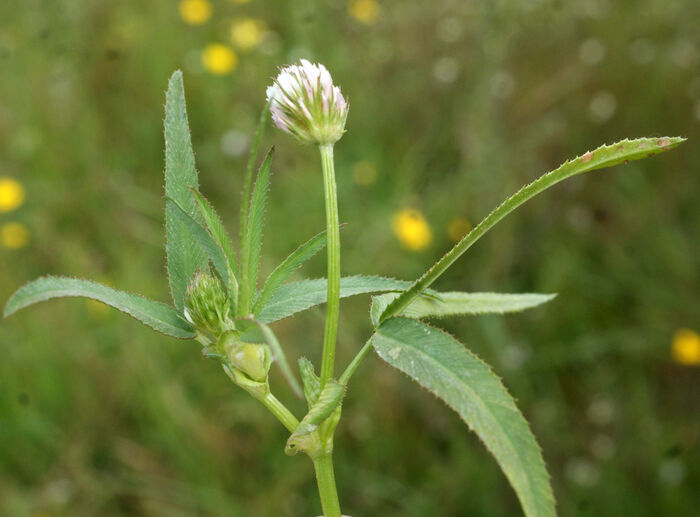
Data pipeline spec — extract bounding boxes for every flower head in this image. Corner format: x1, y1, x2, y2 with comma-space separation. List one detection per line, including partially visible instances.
184, 271, 232, 336
672, 328, 700, 366
0, 177, 25, 213
392, 209, 432, 251
266, 59, 349, 145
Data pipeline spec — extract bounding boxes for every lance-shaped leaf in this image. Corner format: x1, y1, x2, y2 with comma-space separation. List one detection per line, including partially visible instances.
240, 148, 273, 315
373, 317, 555, 517
298, 357, 321, 408
257, 276, 418, 324
370, 292, 556, 327
164, 71, 208, 311
4, 277, 195, 339
285, 379, 346, 456
166, 198, 231, 287
253, 229, 328, 315
190, 188, 239, 278
379, 137, 685, 324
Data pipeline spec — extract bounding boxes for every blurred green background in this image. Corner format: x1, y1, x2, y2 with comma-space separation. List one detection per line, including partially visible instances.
1, 0, 698, 515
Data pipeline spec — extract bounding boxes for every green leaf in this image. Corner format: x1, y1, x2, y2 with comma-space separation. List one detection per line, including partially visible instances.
242, 318, 303, 399
373, 317, 555, 517
240, 100, 270, 243
257, 275, 417, 324
166, 198, 230, 288
285, 379, 346, 456
240, 148, 273, 315
164, 70, 208, 312
4, 276, 195, 339
298, 357, 321, 408
253, 229, 328, 316
189, 189, 240, 311
370, 292, 556, 326
190, 189, 239, 278
380, 137, 686, 324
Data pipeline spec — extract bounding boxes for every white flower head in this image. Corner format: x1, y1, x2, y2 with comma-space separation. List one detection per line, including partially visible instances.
266, 59, 349, 145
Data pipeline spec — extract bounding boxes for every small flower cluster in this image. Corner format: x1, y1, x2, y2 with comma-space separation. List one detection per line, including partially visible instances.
267, 60, 349, 145
184, 271, 271, 384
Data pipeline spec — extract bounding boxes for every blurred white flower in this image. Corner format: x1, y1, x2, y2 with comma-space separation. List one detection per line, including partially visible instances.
589, 91, 617, 123
433, 57, 459, 84
579, 38, 606, 66
266, 59, 349, 145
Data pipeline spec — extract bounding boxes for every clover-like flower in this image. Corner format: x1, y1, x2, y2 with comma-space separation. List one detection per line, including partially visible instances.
184, 271, 232, 337
266, 59, 349, 145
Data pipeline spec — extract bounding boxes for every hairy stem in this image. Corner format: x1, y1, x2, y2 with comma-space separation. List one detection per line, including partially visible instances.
313, 453, 342, 517
319, 144, 341, 388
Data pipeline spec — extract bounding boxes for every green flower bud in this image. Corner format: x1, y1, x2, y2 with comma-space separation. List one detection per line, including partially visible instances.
220, 331, 271, 383
184, 271, 232, 336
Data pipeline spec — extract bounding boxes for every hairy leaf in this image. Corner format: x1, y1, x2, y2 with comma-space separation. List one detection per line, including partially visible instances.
253, 230, 328, 315
4, 277, 195, 339
380, 137, 685, 324
164, 71, 208, 311
257, 276, 416, 324
373, 317, 555, 517
190, 188, 239, 278
240, 148, 273, 315
166, 198, 230, 287
298, 357, 321, 408
371, 291, 556, 326
285, 379, 346, 455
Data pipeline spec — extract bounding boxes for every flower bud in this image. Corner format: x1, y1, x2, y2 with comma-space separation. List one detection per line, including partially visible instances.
220, 331, 271, 383
266, 59, 349, 145
184, 271, 232, 336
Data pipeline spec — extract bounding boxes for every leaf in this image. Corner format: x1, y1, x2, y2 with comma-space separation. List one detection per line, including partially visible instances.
190, 189, 239, 278
373, 317, 555, 517
4, 276, 195, 339
164, 70, 208, 311
370, 292, 556, 326
240, 148, 273, 315
257, 275, 418, 324
166, 198, 231, 287
379, 137, 686, 324
240, 100, 270, 242
189, 189, 240, 311
242, 318, 303, 399
253, 230, 328, 316
285, 379, 346, 456
298, 357, 321, 408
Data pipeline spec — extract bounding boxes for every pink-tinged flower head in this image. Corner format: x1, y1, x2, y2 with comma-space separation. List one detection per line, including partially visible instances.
266, 59, 349, 145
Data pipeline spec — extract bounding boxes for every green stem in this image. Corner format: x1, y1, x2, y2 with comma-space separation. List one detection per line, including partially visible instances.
319, 144, 341, 388
378, 138, 685, 324
339, 337, 373, 385
259, 391, 299, 434
312, 453, 342, 517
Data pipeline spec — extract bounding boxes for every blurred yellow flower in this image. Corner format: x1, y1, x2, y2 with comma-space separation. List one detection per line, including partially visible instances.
179, 0, 212, 25
202, 44, 238, 75
0, 177, 25, 213
348, 0, 381, 25
672, 328, 700, 366
230, 18, 267, 51
1, 222, 30, 249
447, 217, 471, 243
352, 160, 378, 186
392, 209, 432, 251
